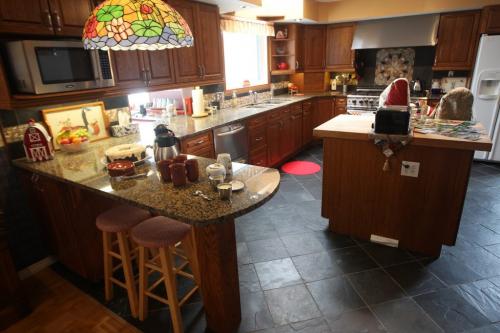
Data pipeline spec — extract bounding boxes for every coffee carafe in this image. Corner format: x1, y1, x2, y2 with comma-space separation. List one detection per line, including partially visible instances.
153, 124, 179, 162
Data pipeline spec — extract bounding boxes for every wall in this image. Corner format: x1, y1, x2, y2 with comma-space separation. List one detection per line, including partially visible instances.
315, 0, 500, 23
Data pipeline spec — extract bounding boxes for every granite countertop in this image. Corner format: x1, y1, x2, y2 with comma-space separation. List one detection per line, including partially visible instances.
137, 93, 345, 139
314, 114, 493, 151
13, 134, 280, 225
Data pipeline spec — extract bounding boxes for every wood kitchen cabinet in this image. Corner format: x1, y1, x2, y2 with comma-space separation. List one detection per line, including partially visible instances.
180, 131, 215, 158
290, 103, 303, 152
0, 0, 93, 37
314, 98, 335, 128
433, 11, 481, 71
325, 23, 355, 72
303, 25, 326, 72
267, 110, 283, 166
169, 0, 224, 84
302, 101, 314, 144
111, 50, 175, 90
480, 5, 500, 34
18, 172, 112, 281
281, 107, 294, 158
248, 114, 268, 166
333, 97, 347, 117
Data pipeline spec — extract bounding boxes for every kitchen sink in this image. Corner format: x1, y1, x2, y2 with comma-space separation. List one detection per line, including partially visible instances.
244, 105, 268, 109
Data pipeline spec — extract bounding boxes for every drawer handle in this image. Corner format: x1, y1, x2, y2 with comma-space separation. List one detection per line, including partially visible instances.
255, 137, 263, 141
195, 140, 205, 145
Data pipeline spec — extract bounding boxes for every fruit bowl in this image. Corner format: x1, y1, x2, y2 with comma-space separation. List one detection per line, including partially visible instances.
60, 140, 90, 153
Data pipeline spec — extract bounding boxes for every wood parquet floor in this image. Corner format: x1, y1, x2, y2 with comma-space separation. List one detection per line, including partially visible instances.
3, 268, 141, 333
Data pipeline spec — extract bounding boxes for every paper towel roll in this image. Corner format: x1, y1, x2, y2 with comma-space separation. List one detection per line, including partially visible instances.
192, 87, 205, 116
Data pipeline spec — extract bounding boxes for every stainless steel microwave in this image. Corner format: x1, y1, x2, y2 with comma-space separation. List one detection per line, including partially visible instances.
6, 40, 115, 94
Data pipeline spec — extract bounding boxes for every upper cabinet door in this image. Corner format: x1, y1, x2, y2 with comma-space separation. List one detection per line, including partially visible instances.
144, 50, 176, 86
0, 0, 54, 35
110, 51, 146, 89
48, 0, 93, 37
325, 23, 355, 72
433, 11, 480, 71
197, 3, 224, 82
481, 5, 500, 34
169, 0, 203, 83
303, 25, 326, 72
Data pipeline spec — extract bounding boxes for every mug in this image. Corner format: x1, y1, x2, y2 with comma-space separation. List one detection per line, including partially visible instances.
169, 163, 187, 187
185, 159, 199, 182
158, 159, 174, 182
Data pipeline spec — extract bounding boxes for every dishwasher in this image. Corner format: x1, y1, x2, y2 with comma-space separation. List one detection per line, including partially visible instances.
213, 123, 248, 163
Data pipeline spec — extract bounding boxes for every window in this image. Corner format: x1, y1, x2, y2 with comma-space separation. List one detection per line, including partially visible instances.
223, 31, 268, 90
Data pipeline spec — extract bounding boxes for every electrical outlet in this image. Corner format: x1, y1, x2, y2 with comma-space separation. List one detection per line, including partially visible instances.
401, 161, 420, 178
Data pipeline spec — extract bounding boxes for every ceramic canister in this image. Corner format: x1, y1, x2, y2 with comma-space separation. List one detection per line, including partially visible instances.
205, 163, 226, 179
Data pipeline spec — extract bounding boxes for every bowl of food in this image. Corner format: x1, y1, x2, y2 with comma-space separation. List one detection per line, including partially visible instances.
57, 127, 90, 153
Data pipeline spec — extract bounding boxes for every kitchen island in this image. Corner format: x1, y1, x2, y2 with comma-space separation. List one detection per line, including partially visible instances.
314, 114, 492, 257
13, 133, 280, 333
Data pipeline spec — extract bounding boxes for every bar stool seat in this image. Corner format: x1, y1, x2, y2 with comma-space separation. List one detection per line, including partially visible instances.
131, 216, 191, 248
96, 205, 151, 233
96, 205, 151, 319
131, 216, 202, 333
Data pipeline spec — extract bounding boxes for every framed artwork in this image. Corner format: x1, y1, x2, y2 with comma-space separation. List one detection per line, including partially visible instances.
42, 102, 109, 149
375, 48, 415, 86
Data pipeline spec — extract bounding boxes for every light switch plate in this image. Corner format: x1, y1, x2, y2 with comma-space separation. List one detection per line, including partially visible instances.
401, 161, 420, 177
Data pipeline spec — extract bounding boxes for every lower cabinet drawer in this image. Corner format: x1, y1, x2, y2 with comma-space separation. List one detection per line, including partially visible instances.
181, 132, 213, 152
335, 97, 347, 107
187, 146, 214, 158
249, 125, 267, 151
249, 145, 268, 167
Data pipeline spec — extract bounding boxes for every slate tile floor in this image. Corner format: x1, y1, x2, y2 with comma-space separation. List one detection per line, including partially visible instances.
54, 144, 500, 333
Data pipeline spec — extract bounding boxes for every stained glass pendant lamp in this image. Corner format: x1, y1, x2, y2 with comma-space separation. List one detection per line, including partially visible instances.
83, 0, 193, 51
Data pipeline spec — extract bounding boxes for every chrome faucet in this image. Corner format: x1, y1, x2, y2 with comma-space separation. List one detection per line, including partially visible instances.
249, 91, 258, 104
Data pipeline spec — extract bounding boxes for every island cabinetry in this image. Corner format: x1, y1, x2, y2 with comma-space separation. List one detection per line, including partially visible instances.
18, 172, 117, 281
433, 10, 481, 71
315, 115, 492, 257
180, 131, 215, 158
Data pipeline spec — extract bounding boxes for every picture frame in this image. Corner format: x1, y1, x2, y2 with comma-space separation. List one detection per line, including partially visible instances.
42, 102, 109, 150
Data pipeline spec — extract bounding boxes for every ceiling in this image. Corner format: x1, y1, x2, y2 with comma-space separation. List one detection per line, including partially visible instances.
198, 0, 260, 13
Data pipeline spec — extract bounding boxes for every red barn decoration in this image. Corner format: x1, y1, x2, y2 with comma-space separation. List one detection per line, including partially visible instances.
23, 119, 54, 162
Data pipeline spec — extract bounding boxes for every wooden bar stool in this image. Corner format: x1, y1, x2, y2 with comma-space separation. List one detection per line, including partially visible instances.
96, 205, 151, 318
131, 216, 201, 333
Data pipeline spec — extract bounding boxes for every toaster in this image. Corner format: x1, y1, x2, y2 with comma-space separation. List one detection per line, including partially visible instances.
373, 109, 411, 135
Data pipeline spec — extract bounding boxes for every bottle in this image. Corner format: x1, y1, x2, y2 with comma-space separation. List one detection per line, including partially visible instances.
231, 91, 238, 108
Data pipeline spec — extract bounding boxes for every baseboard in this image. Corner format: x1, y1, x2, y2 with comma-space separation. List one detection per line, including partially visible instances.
18, 256, 57, 280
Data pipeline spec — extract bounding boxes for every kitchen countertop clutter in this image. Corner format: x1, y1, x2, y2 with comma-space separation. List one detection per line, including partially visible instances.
163, 92, 345, 140
13, 133, 280, 225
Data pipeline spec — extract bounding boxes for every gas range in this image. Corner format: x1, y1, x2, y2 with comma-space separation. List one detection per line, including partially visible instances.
347, 87, 384, 114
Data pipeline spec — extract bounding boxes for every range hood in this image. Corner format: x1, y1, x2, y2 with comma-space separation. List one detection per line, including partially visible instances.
352, 14, 439, 50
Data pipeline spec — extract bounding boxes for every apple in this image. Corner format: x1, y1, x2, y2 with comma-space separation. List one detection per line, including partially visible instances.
72, 137, 82, 144
60, 138, 70, 145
